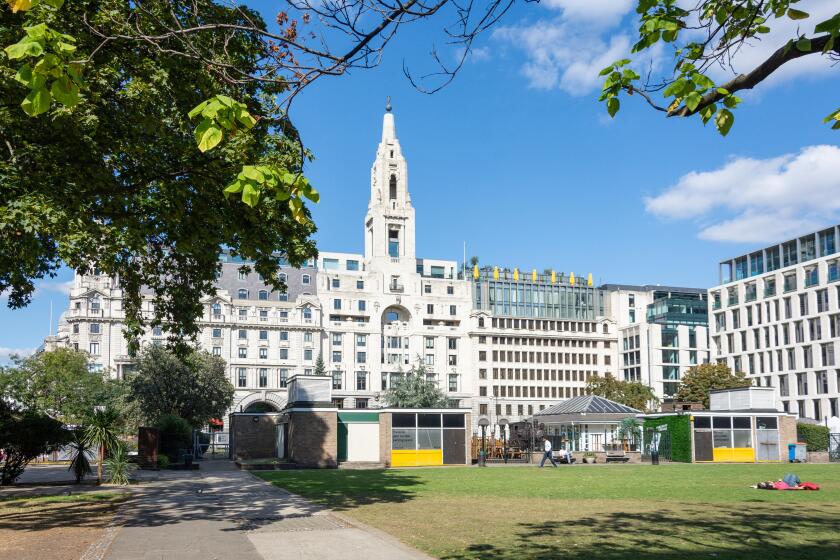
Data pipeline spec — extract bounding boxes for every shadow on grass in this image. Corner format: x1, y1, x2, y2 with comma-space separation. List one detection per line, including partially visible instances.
443, 502, 840, 560
257, 469, 423, 510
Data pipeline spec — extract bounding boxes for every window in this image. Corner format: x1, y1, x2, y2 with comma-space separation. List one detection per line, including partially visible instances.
237, 368, 247, 387
238, 329, 247, 340
304, 349, 313, 361
356, 280, 364, 289
332, 370, 342, 390
303, 307, 312, 320
212, 346, 222, 356
389, 174, 397, 199
449, 305, 457, 315
238, 347, 248, 358
238, 270, 247, 280
304, 331, 313, 342
302, 274, 311, 285
333, 299, 341, 310
212, 328, 222, 338
331, 278, 340, 288
280, 330, 289, 341
280, 348, 289, 359
424, 284, 432, 294
90, 323, 101, 334
797, 372, 808, 396
355, 398, 369, 409
331, 332, 342, 346
447, 285, 454, 295
89, 342, 99, 355
278, 292, 288, 302
346, 260, 359, 271
356, 334, 367, 346
448, 374, 458, 392
332, 351, 342, 362
425, 354, 434, 366
816, 370, 829, 394
238, 289, 248, 299
425, 337, 435, 349
357, 351, 366, 363
259, 348, 268, 360
212, 303, 221, 316
259, 309, 268, 321
356, 371, 367, 391
427, 304, 434, 314
279, 369, 289, 387
359, 300, 367, 311
259, 368, 268, 388
629, 309, 636, 323
822, 343, 835, 366
448, 355, 458, 366
388, 229, 399, 257
259, 330, 268, 340
447, 337, 457, 350
258, 290, 268, 300
239, 308, 248, 320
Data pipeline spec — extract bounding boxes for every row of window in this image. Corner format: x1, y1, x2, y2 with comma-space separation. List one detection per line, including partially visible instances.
489, 384, 587, 400
715, 261, 840, 307
211, 304, 314, 321
725, 342, 837, 376
486, 350, 602, 365
491, 368, 595, 382
716, 317, 840, 356
714, 288, 837, 331
478, 402, 550, 418
235, 270, 309, 284
490, 336, 607, 348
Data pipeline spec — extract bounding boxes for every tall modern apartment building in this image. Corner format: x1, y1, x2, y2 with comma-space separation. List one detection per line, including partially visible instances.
45, 104, 712, 426
604, 285, 710, 398
709, 225, 840, 421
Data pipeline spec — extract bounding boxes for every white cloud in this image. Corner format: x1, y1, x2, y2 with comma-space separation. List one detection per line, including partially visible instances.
0, 347, 35, 363
645, 145, 840, 243
495, 21, 631, 93
38, 280, 74, 296
540, 0, 635, 27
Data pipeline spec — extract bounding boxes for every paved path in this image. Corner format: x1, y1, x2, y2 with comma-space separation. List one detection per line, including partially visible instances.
98, 461, 432, 560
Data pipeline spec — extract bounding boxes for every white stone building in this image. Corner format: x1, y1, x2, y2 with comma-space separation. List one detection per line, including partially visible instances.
709, 225, 840, 421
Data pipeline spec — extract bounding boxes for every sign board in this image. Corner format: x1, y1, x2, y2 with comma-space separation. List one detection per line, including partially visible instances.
656, 425, 668, 432
213, 432, 230, 445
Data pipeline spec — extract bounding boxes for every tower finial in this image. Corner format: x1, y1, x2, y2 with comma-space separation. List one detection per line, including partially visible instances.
385, 96, 392, 112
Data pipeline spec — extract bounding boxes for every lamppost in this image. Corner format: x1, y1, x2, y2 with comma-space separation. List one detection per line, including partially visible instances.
498, 418, 509, 464
478, 417, 490, 467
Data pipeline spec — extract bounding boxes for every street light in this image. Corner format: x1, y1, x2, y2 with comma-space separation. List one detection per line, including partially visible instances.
478, 417, 490, 467
498, 418, 509, 464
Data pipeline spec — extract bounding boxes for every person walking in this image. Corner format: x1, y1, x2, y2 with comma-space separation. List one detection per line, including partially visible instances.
539, 437, 558, 468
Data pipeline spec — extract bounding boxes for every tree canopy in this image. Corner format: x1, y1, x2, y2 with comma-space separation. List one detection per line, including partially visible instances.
382, 363, 449, 409
0, 348, 117, 423
1, 0, 318, 350
125, 345, 234, 427
585, 374, 659, 413
675, 363, 751, 408
599, 1, 840, 135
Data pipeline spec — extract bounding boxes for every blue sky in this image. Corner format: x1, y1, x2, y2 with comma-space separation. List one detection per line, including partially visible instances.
2, 0, 839, 360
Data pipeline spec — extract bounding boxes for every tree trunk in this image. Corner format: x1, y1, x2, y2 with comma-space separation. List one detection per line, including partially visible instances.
97, 446, 104, 484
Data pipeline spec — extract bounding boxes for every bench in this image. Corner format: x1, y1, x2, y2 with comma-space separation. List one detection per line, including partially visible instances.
605, 451, 630, 463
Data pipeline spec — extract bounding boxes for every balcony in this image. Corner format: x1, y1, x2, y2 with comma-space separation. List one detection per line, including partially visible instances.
389, 282, 405, 293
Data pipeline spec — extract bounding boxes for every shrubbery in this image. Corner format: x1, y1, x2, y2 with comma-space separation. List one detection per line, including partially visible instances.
157, 414, 193, 462
0, 401, 68, 485
797, 423, 829, 452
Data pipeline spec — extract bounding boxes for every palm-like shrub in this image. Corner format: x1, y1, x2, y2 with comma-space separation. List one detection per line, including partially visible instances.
84, 407, 121, 484
105, 443, 136, 485
67, 434, 94, 484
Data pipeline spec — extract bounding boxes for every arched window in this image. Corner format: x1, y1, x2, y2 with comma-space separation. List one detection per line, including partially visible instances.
602, 324, 609, 334
258, 290, 268, 300
211, 303, 221, 316
389, 175, 397, 200
278, 291, 288, 302
386, 310, 399, 323
237, 288, 248, 299
478, 317, 485, 328
278, 272, 287, 283
303, 306, 312, 320
302, 274, 311, 285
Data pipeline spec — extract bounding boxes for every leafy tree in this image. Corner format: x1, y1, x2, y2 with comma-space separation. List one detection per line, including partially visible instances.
126, 345, 234, 427
1, 0, 318, 350
314, 352, 326, 376
156, 413, 193, 462
599, 1, 840, 135
0, 348, 114, 423
675, 363, 751, 408
67, 432, 93, 484
0, 399, 68, 485
586, 374, 659, 412
382, 363, 449, 408
83, 406, 120, 484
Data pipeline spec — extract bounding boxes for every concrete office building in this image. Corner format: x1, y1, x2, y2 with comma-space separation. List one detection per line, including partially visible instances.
709, 225, 840, 421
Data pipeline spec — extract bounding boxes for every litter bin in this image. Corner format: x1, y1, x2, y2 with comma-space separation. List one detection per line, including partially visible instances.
788, 443, 807, 463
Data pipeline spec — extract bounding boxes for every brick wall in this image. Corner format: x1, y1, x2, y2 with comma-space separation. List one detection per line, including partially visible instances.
779, 415, 797, 461
231, 414, 280, 459
288, 411, 338, 468
379, 412, 392, 467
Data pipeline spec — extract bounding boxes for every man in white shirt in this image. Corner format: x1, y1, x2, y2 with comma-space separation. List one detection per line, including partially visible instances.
539, 437, 558, 468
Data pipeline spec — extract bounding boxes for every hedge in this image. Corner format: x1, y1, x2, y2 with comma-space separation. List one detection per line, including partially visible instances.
643, 415, 692, 463
796, 423, 829, 452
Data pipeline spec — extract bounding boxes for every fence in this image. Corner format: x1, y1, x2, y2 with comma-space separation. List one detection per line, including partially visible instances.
830, 433, 840, 463
471, 435, 531, 463
641, 429, 672, 462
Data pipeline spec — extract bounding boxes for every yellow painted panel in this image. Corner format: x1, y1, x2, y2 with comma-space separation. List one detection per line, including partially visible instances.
713, 448, 755, 463
390, 449, 443, 467
415, 449, 443, 466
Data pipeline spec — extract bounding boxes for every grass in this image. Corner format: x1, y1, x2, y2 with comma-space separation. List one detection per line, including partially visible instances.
257, 464, 840, 560
0, 490, 125, 510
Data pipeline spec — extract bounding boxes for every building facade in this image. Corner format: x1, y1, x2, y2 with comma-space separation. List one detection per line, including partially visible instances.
605, 285, 710, 399
709, 225, 840, 421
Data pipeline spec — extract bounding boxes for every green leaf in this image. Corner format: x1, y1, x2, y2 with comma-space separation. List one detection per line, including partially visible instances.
684, 91, 702, 112
14, 64, 33, 86
693, 73, 714, 89
716, 87, 730, 95
242, 182, 260, 207
787, 8, 810, 20
815, 13, 840, 34
663, 79, 685, 98
822, 108, 840, 124
795, 37, 812, 52
302, 185, 320, 203
722, 95, 741, 109
223, 180, 244, 198
42, 0, 65, 7
194, 120, 223, 152
240, 166, 265, 182
235, 109, 257, 129
699, 103, 717, 124
50, 76, 80, 107
832, 121, 840, 130
607, 97, 620, 117
5, 38, 43, 60
21, 86, 51, 116
24, 23, 49, 40
714, 108, 734, 136
598, 65, 614, 77
34, 53, 60, 74
187, 100, 208, 120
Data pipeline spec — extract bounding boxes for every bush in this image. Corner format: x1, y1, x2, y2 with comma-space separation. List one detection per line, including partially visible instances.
105, 443, 136, 485
797, 423, 829, 452
156, 455, 170, 469
0, 401, 69, 486
157, 414, 192, 462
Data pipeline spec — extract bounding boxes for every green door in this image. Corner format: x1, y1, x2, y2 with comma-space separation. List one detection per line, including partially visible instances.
338, 419, 349, 462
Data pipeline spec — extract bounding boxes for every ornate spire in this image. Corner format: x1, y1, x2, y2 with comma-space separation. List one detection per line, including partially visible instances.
386, 96, 392, 112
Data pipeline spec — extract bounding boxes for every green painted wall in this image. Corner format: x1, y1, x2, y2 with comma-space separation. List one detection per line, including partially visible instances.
644, 415, 692, 463
338, 411, 380, 424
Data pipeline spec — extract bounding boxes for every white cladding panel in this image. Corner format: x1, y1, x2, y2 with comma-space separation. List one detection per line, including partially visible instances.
347, 423, 380, 462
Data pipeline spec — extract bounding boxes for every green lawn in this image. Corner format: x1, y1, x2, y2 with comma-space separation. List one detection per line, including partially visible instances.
257, 464, 840, 560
